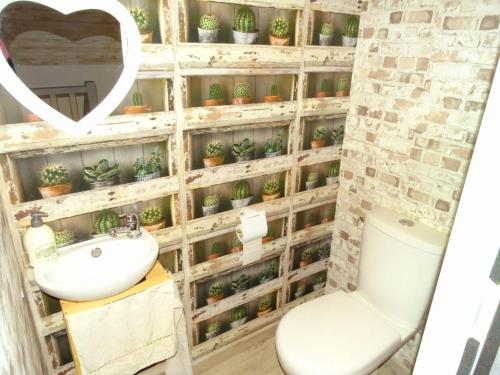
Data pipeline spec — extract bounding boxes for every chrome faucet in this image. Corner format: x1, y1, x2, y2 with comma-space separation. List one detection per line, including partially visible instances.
109, 213, 142, 239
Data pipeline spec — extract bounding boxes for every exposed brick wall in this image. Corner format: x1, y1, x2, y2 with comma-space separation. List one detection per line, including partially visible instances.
328, 0, 499, 371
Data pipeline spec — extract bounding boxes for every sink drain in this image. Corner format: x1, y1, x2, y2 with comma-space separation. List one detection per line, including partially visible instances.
91, 247, 102, 258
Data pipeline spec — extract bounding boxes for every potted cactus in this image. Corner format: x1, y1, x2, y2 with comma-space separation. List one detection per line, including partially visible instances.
313, 272, 327, 290
139, 207, 165, 232
306, 170, 319, 190
264, 130, 287, 158
231, 274, 251, 294
300, 247, 316, 268
258, 259, 278, 284
55, 230, 76, 248
319, 22, 334, 46
130, 8, 153, 43
230, 306, 248, 329
331, 125, 345, 145
326, 160, 340, 185
94, 210, 120, 236
342, 15, 359, 47
262, 231, 274, 244
205, 321, 221, 340
336, 78, 349, 97
202, 194, 220, 216
264, 84, 282, 103
83, 159, 120, 189
207, 281, 224, 304
198, 14, 220, 43
316, 79, 333, 98
321, 207, 335, 224
123, 91, 151, 115
257, 295, 273, 317
38, 164, 72, 198
233, 6, 258, 45
207, 242, 223, 261
133, 148, 162, 182
204, 83, 225, 107
232, 82, 252, 105
232, 138, 255, 162
231, 180, 252, 209
230, 237, 243, 253
311, 127, 327, 149
203, 140, 225, 168
303, 213, 318, 229
318, 243, 331, 259
262, 178, 280, 201
269, 16, 290, 46
295, 282, 307, 298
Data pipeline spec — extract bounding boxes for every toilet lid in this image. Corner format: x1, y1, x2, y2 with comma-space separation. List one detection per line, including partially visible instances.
276, 291, 402, 375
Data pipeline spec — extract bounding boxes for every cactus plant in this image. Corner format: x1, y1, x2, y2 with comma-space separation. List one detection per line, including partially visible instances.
231, 274, 250, 293
264, 84, 282, 103
331, 125, 345, 145
203, 140, 225, 167
257, 295, 272, 316
199, 14, 219, 30
271, 84, 278, 97
258, 259, 278, 284
313, 272, 327, 290
133, 91, 143, 107
344, 15, 359, 38
124, 91, 150, 114
328, 161, 340, 177
207, 281, 224, 304
264, 130, 287, 157
233, 82, 251, 104
231, 237, 243, 253
204, 84, 224, 107
54, 230, 76, 247
318, 243, 331, 259
83, 159, 120, 187
233, 180, 251, 200
94, 210, 120, 235
140, 207, 163, 226
206, 321, 221, 339
129, 8, 148, 33
300, 247, 316, 267
336, 79, 350, 97
321, 207, 335, 223
263, 178, 280, 201
306, 170, 320, 190
202, 194, 220, 216
133, 148, 162, 181
232, 138, 256, 161
320, 22, 334, 37
295, 282, 307, 298
304, 212, 318, 229
316, 79, 333, 98
269, 17, 289, 45
231, 306, 248, 322
235, 6, 256, 33
311, 127, 327, 148
207, 242, 223, 261
38, 164, 71, 198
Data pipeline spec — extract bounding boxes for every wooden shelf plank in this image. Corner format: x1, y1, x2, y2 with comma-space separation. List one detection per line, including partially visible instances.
181, 67, 300, 76
293, 197, 336, 213
196, 0, 305, 10
140, 44, 174, 72
192, 277, 283, 324
310, 0, 367, 15
304, 46, 356, 68
185, 155, 293, 189
302, 97, 350, 117
288, 259, 329, 284
41, 312, 65, 337
153, 225, 184, 249
189, 120, 290, 135
297, 145, 342, 167
293, 184, 339, 209
291, 222, 335, 246
13, 176, 180, 227
284, 287, 326, 313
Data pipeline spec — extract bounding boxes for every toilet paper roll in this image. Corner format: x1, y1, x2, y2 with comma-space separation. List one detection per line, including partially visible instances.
236, 209, 268, 266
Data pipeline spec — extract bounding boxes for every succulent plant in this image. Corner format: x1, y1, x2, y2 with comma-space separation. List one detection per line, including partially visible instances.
270, 17, 289, 38
344, 15, 359, 38
129, 8, 148, 33
320, 22, 334, 36
332, 125, 345, 144
337, 79, 349, 93
199, 14, 220, 30
313, 127, 327, 140
38, 164, 69, 187
231, 274, 250, 293
134, 148, 162, 177
296, 283, 306, 294
83, 159, 120, 184
54, 230, 75, 246
203, 194, 220, 208
264, 130, 287, 154
233, 82, 250, 99
206, 321, 221, 334
232, 237, 243, 250
231, 306, 248, 321
318, 244, 331, 259
232, 138, 256, 158
205, 140, 224, 158
94, 210, 120, 234
235, 6, 256, 33
328, 161, 340, 177
209, 83, 223, 100
257, 295, 272, 312
258, 259, 278, 283
263, 178, 279, 195
315, 272, 327, 284
307, 170, 319, 184
207, 281, 224, 298
139, 207, 163, 226
133, 91, 143, 106
270, 84, 278, 97
301, 247, 316, 262
320, 79, 333, 94
210, 243, 223, 257
233, 180, 251, 200
321, 207, 335, 221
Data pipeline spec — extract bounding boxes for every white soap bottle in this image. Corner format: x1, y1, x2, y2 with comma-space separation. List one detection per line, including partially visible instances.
23, 212, 58, 267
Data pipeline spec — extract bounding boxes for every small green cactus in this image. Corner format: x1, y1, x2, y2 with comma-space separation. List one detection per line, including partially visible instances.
231, 306, 248, 321
205, 140, 224, 158
318, 244, 331, 259
257, 295, 272, 312
263, 178, 279, 195
208, 281, 224, 298
328, 161, 340, 177
235, 6, 256, 33
203, 194, 220, 208
320, 79, 333, 93
320, 22, 334, 36
258, 259, 278, 283
129, 8, 148, 33
336, 78, 349, 93
313, 127, 327, 140
270, 17, 289, 38
54, 230, 75, 246
344, 15, 359, 38
233, 82, 250, 99
210, 243, 223, 256
199, 14, 220, 30
302, 247, 316, 262
209, 84, 223, 100
38, 164, 69, 187
83, 159, 120, 184
232, 138, 256, 158
270, 84, 278, 96
139, 207, 163, 226
264, 130, 287, 154
315, 272, 326, 284
307, 170, 319, 183
232, 237, 242, 250
231, 274, 250, 293
233, 180, 251, 200
133, 148, 162, 177
133, 91, 143, 106
94, 210, 120, 234
332, 125, 345, 144
206, 321, 221, 334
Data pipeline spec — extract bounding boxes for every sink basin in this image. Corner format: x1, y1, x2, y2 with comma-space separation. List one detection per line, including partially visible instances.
34, 229, 159, 302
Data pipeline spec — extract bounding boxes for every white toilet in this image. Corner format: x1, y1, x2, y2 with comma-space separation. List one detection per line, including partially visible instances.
276, 207, 448, 375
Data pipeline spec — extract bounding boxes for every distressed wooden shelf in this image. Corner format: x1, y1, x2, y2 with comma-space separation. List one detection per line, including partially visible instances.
291, 222, 335, 246
196, 0, 305, 10
304, 46, 356, 68
288, 258, 329, 284
188, 120, 290, 135
140, 44, 174, 72
302, 97, 350, 117
309, 0, 367, 14
181, 67, 300, 76
297, 145, 342, 167
153, 225, 184, 249
293, 196, 337, 214
292, 184, 339, 209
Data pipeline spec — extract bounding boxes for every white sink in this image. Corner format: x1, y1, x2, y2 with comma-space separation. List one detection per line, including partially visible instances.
34, 229, 159, 302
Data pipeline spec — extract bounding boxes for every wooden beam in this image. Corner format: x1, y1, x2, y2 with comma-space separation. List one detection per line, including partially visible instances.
291, 222, 335, 246
196, 0, 305, 10
309, 0, 367, 15
292, 184, 339, 209
304, 46, 356, 68
297, 145, 342, 167
302, 97, 350, 117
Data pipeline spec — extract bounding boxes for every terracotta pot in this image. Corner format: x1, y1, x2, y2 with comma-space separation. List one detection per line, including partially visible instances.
230, 246, 242, 254
264, 96, 282, 103
257, 308, 272, 317
207, 295, 223, 304
262, 192, 280, 202
262, 236, 274, 244
311, 139, 326, 149
320, 217, 332, 224
24, 113, 42, 123
203, 155, 224, 168
336, 91, 348, 97
123, 105, 152, 115
38, 183, 72, 199
269, 34, 290, 46
207, 253, 222, 261
315, 91, 331, 98
203, 98, 225, 107
232, 97, 252, 105
300, 260, 311, 268
303, 223, 314, 229
141, 31, 153, 44
143, 221, 166, 233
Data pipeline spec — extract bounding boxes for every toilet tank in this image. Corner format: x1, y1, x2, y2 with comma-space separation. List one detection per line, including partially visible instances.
357, 208, 448, 331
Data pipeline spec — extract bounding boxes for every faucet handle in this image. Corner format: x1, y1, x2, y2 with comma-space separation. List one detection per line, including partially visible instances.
119, 213, 140, 231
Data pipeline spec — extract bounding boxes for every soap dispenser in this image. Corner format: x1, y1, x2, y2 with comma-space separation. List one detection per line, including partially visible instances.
23, 212, 58, 267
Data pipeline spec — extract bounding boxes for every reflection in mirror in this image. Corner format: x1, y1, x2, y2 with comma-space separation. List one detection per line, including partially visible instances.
0, 2, 124, 123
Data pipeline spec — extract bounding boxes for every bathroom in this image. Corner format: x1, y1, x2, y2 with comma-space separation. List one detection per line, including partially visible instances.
1, 0, 499, 374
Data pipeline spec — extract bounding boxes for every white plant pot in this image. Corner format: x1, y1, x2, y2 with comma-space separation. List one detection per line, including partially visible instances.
198, 27, 220, 43
205, 329, 220, 340
264, 151, 281, 158
230, 317, 248, 329
342, 35, 357, 47
306, 181, 318, 190
231, 196, 253, 209
313, 282, 326, 291
326, 176, 339, 186
202, 203, 220, 217
235, 154, 253, 163
295, 290, 305, 299
134, 171, 160, 182
232, 28, 259, 44
319, 34, 333, 46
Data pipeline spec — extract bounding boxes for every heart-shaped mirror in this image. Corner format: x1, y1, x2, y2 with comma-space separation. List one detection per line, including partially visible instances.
0, 0, 141, 136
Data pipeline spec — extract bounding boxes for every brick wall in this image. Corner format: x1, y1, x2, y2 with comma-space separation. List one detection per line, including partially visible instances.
328, 0, 499, 371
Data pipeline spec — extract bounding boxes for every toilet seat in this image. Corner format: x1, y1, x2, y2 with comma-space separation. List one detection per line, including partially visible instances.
275, 291, 402, 375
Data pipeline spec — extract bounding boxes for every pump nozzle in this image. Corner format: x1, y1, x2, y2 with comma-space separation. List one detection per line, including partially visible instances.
30, 211, 48, 228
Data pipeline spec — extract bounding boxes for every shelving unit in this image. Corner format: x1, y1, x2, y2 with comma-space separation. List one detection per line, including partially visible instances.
0, 0, 364, 373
